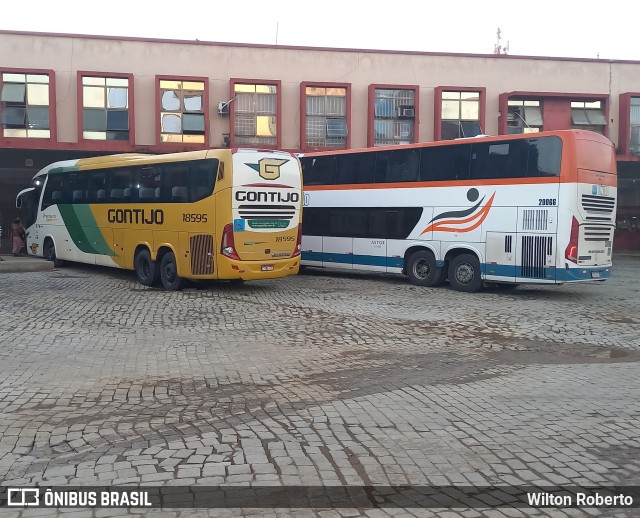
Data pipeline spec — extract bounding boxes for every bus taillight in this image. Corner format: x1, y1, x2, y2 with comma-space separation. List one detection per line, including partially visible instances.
221, 223, 240, 260
564, 216, 579, 263
291, 224, 302, 258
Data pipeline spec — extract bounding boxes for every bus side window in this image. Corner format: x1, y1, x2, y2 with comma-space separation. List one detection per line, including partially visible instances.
302, 156, 336, 186
470, 141, 528, 180
527, 136, 562, 177
134, 165, 160, 203
62, 172, 87, 204
86, 171, 109, 203
420, 144, 471, 181
189, 159, 218, 201
336, 153, 375, 185
109, 168, 132, 202
375, 149, 419, 184
41, 174, 63, 210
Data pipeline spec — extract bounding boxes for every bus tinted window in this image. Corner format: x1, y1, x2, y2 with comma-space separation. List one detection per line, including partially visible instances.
134, 166, 161, 203
109, 168, 133, 202
41, 174, 62, 209
375, 149, 419, 183
189, 159, 218, 201
420, 144, 471, 181
87, 170, 109, 203
302, 207, 423, 239
63, 172, 87, 204
159, 162, 189, 203
302, 156, 336, 185
336, 152, 375, 184
470, 140, 528, 180
527, 136, 562, 177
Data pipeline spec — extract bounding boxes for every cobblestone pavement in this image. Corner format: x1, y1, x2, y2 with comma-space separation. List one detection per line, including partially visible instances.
1, 258, 639, 518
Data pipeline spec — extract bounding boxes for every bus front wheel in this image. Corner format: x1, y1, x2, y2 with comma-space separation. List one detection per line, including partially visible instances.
134, 249, 159, 286
43, 239, 63, 268
160, 251, 184, 291
406, 250, 444, 287
448, 254, 483, 292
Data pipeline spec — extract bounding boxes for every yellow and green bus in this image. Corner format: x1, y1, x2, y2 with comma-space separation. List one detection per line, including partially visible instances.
16, 148, 303, 290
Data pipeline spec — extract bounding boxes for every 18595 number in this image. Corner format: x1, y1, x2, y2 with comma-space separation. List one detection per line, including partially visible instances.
539, 198, 557, 206
182, 213, 208, 223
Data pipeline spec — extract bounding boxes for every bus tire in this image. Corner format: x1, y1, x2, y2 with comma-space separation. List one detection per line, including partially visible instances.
134, 248, 159, 286
406, 250, 444, 287
43, 238, 63, 268
160, 251, 184, 291
448, 253, 483, 292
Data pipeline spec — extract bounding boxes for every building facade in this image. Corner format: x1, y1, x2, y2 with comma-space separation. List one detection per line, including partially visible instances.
1, 30, 639, 250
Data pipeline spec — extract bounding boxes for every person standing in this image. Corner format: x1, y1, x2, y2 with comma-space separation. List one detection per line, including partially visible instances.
11, 217, 26, 256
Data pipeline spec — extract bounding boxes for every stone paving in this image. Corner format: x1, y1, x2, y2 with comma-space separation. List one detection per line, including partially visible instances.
0, 258, 639, 517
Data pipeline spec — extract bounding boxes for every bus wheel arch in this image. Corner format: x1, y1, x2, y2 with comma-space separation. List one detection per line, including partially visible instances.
404, 247, 445, 287
43, 237, 63, 267
445, 248, 483, 292
133, 245, 159, 287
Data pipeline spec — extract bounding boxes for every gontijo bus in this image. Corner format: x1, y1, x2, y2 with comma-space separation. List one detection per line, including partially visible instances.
16, 148, 302, 290
299, 130, 616, 292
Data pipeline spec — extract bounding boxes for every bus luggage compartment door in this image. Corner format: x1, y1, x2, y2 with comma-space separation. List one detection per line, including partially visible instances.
484, 232, 516, 283
322, 236, 352, 269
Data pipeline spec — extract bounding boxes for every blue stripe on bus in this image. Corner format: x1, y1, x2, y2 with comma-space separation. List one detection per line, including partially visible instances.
302, 251, 611, 281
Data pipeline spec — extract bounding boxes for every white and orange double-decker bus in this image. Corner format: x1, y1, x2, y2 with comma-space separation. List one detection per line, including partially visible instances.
299, 130, 616, 292
16, 148, 302, 290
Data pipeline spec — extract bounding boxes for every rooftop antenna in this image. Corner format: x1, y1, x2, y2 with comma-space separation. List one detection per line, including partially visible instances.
276, 21, 279, 45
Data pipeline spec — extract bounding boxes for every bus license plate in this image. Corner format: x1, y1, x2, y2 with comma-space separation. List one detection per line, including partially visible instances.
261, 264, 274, 271
591, 272, 600, 278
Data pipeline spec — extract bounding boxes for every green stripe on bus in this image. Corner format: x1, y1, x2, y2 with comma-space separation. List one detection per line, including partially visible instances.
58, 205, 116, 256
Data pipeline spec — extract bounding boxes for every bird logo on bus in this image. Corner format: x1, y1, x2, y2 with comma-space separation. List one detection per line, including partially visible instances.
421, 188, 496, 234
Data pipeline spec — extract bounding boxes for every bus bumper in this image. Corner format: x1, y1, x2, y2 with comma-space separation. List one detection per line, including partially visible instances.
218, 256, 300, 280
558, 265, 612, 282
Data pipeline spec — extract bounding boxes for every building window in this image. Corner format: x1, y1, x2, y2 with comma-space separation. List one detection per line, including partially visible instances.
508, 100, 542, 134
233, 83, 277, 146
631, 97, 640, 155
441, 91, 482, 140
82, 76, 129, 140
570, 101, 606, 135
373, 89, 415, 146
305, 87, 347, 148
1, 72, 50, 138
159, 79, 206, 144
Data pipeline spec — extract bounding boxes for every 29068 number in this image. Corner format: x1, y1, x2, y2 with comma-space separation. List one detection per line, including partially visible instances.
182, 213, 208, 223
539, 198, 557, 206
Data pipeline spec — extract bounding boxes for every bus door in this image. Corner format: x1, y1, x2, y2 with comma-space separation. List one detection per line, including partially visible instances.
515, 206, 558, 283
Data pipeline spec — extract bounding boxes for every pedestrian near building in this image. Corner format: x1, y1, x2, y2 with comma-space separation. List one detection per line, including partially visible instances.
11, 217, 26, 256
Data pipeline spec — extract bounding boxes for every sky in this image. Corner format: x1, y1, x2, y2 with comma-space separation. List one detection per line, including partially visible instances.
1, 0, 638, 61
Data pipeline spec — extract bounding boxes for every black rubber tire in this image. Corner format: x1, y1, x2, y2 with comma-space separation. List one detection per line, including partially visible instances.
406, 250, 444, 287
160, 251, 184, 291
448, 253, 483, 292
134, 249, 159, 286
43, 238, 63, 267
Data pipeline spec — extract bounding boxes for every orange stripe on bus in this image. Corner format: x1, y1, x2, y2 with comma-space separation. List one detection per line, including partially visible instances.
421, 193, 495, 234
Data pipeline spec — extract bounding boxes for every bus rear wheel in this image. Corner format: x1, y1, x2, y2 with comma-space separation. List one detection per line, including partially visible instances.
160, 251, 184, 291
406, 250, 444, 287
448, 253, 483, 292
43, 239, 63, 268
134, 249, 159, 286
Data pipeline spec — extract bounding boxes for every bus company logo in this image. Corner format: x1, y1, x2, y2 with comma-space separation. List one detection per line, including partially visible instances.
246, 158, 289, 181
30, 243, 39, 255
7, 488, 40, 506
421, 188, 496, 234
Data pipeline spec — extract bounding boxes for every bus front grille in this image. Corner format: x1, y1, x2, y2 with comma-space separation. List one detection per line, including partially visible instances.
520, 235, 553, 278
190, 234, 214, 276
238, 204, 296, 220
